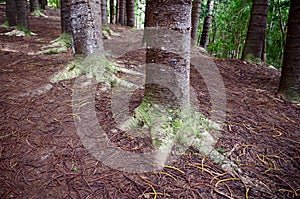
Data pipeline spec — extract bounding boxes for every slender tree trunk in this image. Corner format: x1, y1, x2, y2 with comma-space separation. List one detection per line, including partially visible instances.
29, 0, 39, 12
6, 0, 17, 26
101, 0, 108, 27
115, 0, 119, 23
39, 0, 47, 10
242, 0, 269, 61
191, 0, 202, 46
110, 0, 114, 24
61, 0, 72, 33
144, 0, 192, 108
70, 0, 103, 56
126, 0, 134, 27
278, 0, 300, 102
16, 0, 29, 30
199, 0, 214, 49
118, 0, 125, 25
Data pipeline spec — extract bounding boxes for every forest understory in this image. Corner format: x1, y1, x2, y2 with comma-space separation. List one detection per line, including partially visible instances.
0, 5, 300, 199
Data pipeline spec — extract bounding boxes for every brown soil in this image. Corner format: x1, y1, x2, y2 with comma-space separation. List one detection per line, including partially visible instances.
1, 5, 299, 199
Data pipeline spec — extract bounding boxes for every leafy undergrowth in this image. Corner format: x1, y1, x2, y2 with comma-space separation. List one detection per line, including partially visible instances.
0, 5, 299, 199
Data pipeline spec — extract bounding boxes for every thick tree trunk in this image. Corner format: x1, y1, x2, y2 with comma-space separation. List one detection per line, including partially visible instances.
126, 0, 134, 27
6, 0, 17, 26
110, 0, 114, 24
101, 0, 108, 27
199, 0, 214, 49
278, 0, 300, 102
39, 0, 47, 10
242, 0, 269, 61
70, 0, 103, 56
191, 0, 202, 46
16, 0, 29, 30
61, 0, 72, 33
118, 0, 125, 25
144, 0, 192, 108
29, 0, 39, 12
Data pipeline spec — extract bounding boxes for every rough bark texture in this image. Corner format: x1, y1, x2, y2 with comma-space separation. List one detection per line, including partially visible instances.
70, 0, 103, 56
39, 0, 47, 10
199, 0, 214, 49
191, 0, 202, 46
61, 0, 72, 33
118, 0, 125, 25
144, 0, 192, 107
242, 0, 269, 61
278, 0, 300, 102
16, 0, 29, 30
29, 0, 39, 12
6, 0, 17, 26
101, 0, 108, 26
126, 0, 134, 27
110, 0, 114, 23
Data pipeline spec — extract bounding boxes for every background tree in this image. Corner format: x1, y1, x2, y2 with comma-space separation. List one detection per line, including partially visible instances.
118, 0, 125, 25
29, 0, 40, 13
70, 0, 103, 56
16, 0, 29, 30
278, 0, 300, 102
110, 0, 115, 24
242, 0, 269, 62
5, 0, 17, 26
199, 0, 214, 49
191, 0, 202, 46
126, 0, 134, 27
101, 0, 108, 27
61, 0, 72, 33
39, 0, 47, 10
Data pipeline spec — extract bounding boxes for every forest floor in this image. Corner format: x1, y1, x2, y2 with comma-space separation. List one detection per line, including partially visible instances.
1, 5, 300, 199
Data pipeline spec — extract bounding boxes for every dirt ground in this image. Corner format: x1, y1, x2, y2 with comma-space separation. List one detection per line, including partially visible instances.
1, 5, 299, 199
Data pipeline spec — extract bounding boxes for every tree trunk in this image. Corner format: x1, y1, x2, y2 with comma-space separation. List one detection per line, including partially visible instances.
39, 0, 47, 10
6, 0, 17, 26
101, 0, 108, 27
115, 0, 119, 23
118, 0, 125, 25
16, 0, 29, 30
278, 0, 300, 102
242, 0, 269, 61
126, 0, 134, 27
191, 0, 202, 46
29, 0, 39, 12
110, 0, 114, 24
61, 0, 71, 33
70, 0, 103, 56
199, 0, 214, 49
144, 0, 192, 108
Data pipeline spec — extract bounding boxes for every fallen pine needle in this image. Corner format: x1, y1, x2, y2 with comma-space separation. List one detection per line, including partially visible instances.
215, 178, 240, 187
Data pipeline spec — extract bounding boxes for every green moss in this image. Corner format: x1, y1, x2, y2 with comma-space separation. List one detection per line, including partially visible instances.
1, 21, 10, 28
31, 9, 44, 16
244, 54, 263, 65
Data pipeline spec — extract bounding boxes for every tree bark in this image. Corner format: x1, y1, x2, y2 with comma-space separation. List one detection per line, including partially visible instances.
29, 0, 39, 12
144, 0, 192, 108
70, 0, 103, 56
126, 0, 134, 27
16, 0, 29, 30
61, 0, 72, 33
110, 0, 114, 24
199, 0, 214, 49
191, 0, 202, 46
101, 0, 108, 27
6, 0, 17, 26
242, 0, 269, 61
39, 0, 47, 10
118, 0, 125, 25
278, 0, 300, 102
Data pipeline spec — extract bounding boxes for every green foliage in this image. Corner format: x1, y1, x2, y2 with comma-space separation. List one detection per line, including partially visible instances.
266, 0, 290, 68
48, 0, 60, 8
216, 147, 227, 154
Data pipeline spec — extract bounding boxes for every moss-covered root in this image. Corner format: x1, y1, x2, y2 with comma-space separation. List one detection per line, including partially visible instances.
39, 33, 72, 54
51, 55, 142, 91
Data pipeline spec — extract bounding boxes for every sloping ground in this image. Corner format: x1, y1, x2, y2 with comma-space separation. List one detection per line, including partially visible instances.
1, 6, 299, 199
